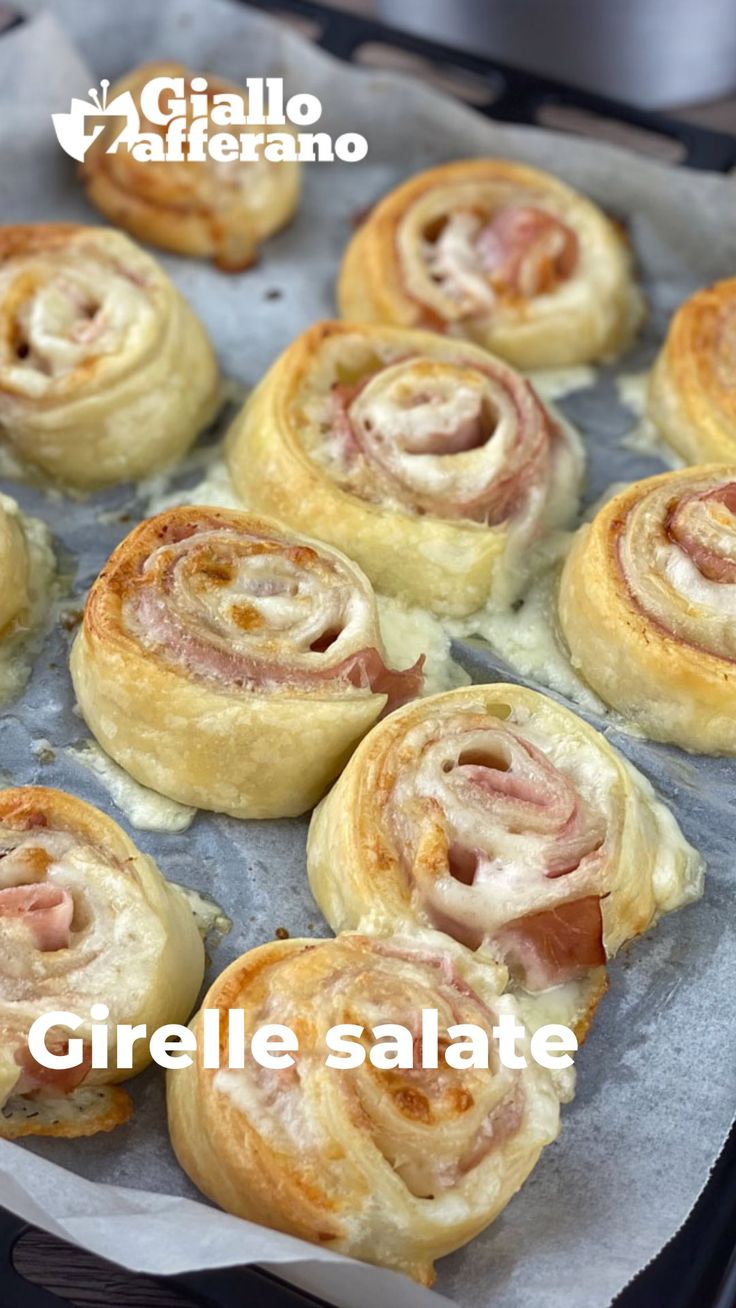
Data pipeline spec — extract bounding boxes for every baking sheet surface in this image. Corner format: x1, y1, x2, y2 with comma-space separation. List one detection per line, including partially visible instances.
0, 4, 735, 1307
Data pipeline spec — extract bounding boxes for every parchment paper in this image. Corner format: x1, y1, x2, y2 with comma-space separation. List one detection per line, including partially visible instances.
0, 4, 735, 1307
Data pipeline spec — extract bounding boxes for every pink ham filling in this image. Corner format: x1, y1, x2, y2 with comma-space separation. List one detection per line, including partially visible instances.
0, 882, 73, 951
456, 735, 605, 879
329, 355, 556, 525
330, 378, 370, 461
408, 729, 607, 989
475, 205, 578, 298
132, 538, 423, 715
331, 374, 490, 460
1, 876, 83, 1097
667, 482, 736, 583
399, 403, 490, 456
341, 646, 424, 712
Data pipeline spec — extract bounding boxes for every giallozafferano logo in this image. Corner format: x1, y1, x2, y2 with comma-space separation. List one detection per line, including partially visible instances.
52, 74, 368, 163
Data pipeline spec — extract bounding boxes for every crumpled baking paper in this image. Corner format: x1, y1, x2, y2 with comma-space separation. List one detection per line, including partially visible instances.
0, 3, 735, 1306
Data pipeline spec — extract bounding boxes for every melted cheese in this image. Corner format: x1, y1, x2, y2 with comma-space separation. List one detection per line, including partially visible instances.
618, 756, 704, 914
31, 737, 56, 763
376, 594, 469, 698
448, 535, 607, 713
525, 365, 596, 401
175, 885, 232, 940
141, 446, 244, 518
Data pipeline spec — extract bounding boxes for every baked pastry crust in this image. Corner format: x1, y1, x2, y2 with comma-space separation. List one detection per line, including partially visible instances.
338, 159, 643, 368
167, 932, 560, 1284
0, 224, 219, 487
0, 785, 204, 1137
80, 62, 300, 270
648, 278, 736, 463
307, 685, 703, 1026
70, 507, 424, 819
226, 320, 583, 616
0, 492, 30, 633
559, 466, 736, 752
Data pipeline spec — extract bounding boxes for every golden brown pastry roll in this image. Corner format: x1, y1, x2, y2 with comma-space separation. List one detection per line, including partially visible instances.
0, 492, 30, 635
308, 686, 703, 1026
226, 321, 583, 616
167, 932, 560, 1285
0, 786, 204, 1138
0, 492, 56, 706
559, 466, 736, 752
648, 279, 736, 463
0, 224, 219, 488
338, 160, 643, 368
70, 506, 424, 819
80, 63, 300, 270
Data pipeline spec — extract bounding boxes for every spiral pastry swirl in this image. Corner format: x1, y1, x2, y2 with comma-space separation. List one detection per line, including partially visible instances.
0, 224, 219, 487
337, 160, 643, 368
167, 932, 560, 1285
71, 507, 424, 818
648, 278, 736, 464
308, 687, 702, 1017
227, 321, 583, 615
80, 63, 300, 270
0, 493, 30, 635
559, 467, 736, 752
0, 787, 204, 1138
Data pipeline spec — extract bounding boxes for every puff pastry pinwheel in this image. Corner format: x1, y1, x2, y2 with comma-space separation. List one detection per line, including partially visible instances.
0, 492, 31, 637
0, 224, 219, 488
80, 63, 300, 270
559, 466, 736, 752
167, 932, 560, 1285
648, 279, 736, 464
0, 491, 56, 706
70, 507, 424, 819
226, 321, 583, 615
337, 160, 643, 368
308, 686, 703, 1027
0, 786, 204, 1138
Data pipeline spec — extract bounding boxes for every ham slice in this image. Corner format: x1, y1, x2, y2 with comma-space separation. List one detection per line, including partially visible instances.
667, 482, 736, 583
454, 731, 606, 878
328, 352, 557, 526
330, 365, 491, 460
129, 522, 424, 713
14, 1040, 92, 1096
331, 380, 369, 460
0, 882, 73, 951
492, 896, 606, 990
390, 717, 609, 989
475, 205, 578, 298
340, 647, 425, 714
458, 1092, 523, 1178
135, 584, 422, 712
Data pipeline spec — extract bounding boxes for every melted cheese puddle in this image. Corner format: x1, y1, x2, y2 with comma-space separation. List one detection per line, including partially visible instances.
176, 885, 232, 940
448, 533, 606, 712
66, 739, 196, 832
377, 595, 469, 697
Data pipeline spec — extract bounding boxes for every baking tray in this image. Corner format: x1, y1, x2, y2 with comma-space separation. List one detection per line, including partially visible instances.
1, 1, 736, 1305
